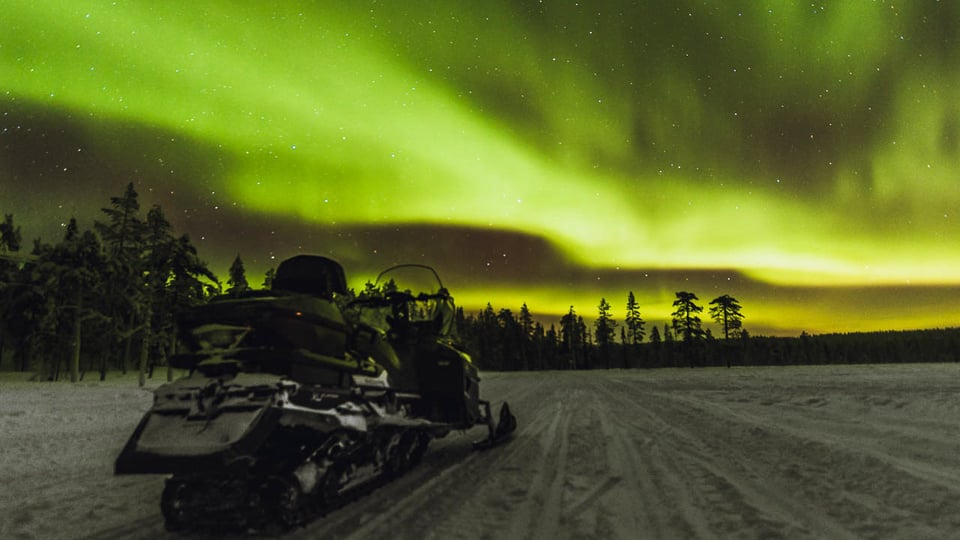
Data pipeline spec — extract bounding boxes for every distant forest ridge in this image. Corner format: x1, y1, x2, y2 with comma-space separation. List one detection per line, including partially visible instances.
455, 309, 960, 370
1, 184, 958, 380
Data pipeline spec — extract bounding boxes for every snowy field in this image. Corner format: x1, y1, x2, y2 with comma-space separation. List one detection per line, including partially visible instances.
3, 363, 960, 539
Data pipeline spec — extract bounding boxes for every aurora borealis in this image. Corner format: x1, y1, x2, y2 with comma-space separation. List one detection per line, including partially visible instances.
2, 1, 959, 336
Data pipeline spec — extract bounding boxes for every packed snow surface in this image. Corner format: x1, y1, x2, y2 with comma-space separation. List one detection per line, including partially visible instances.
3, 364, 960, 539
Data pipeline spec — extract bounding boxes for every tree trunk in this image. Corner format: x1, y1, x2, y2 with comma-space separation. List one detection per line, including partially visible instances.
123, 330, 133, 374
138, 307, 152, 387
167, 333, 177, 382
70, 291, 82, 383
16, 346, 26, 371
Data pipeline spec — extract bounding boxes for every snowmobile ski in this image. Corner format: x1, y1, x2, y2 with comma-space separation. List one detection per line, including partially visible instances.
472, 401, 518, 450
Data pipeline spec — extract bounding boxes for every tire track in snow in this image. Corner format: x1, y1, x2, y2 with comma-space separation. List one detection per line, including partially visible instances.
78, 515, 165, 540
601, 376, 858, 539
22, 367, 960, 539
502, 398, 570, 540
654, 388, 960, 535
297, 373, 544, 539
609, 397, 722, 538
623, 381, 957, 537
674, 391, 960, 493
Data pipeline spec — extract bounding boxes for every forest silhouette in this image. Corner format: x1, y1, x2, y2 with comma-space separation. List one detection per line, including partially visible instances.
2, 184, 958, 382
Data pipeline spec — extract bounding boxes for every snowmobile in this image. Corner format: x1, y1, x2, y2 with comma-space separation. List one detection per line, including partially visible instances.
114, 255, 516, 532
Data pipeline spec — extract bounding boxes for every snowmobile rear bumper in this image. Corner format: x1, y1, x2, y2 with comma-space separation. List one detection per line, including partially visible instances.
114, 406, 283, 475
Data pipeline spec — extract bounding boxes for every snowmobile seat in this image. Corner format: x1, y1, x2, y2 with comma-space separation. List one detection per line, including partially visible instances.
272, 255, 348, 299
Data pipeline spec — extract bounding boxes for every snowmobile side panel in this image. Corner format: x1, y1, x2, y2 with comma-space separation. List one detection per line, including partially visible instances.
414, 341, 482, 427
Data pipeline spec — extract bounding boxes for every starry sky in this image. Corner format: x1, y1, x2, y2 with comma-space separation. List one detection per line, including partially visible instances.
2, 1, 959, 336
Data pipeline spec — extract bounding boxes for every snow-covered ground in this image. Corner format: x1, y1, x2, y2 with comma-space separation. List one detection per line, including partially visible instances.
3, 364, 960, 539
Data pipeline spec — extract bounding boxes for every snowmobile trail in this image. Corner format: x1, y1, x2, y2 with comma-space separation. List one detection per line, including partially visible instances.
7, 364, 960, 539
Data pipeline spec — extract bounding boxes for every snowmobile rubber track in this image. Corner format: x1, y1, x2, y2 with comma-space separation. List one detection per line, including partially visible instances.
159, 424, 434, 534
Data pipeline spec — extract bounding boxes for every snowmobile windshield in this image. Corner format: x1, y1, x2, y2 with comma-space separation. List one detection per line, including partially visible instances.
375, 264, 444, 296
351, 265, 457, 339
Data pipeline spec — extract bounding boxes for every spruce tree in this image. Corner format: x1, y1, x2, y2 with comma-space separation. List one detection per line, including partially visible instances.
140, 205, 177, 385
595, 297, 617, 368
0, 214, 23, 368
262, 267, 276, 289
96, 182, 144, 261
624, 291, 645, 344
0, 214, 22, 254
95, 183, 147, 379
671, 291, 704, 342
518, 303, 534, 370
227, 254, 249, 296
559, 306, 580, 369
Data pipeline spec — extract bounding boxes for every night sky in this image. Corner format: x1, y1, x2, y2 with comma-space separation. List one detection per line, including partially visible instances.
3, 1, 960, 336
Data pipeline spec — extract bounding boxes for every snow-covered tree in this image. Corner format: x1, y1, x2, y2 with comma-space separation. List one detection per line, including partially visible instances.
262, 267, 276, 289
227, 254, 249, 296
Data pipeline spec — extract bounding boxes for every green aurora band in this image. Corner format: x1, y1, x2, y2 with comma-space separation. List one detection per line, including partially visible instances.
3, 1, 960, 335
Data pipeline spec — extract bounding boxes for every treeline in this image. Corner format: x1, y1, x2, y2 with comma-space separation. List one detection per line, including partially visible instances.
455, 300, 960, 370
0, 183, 220, 383
455, 291, 747, 370
3, 184, 958, 381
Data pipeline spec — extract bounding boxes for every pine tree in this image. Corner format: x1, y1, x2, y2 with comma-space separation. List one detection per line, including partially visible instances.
620, 326, 629, 368
545, 324, 559, 369
478, 303, 501, 370
0, 214, 22, 254
532, 321, 546, 370
624, 291, 645, 344
96, 182, 144, 261
671, 291, 704, 342
497, 308, 523, 370
519, 303, 534, 338
139, 205, 177, 386
21, 219, 108, 380
0, 214, 23, 369
95, 183, 147, 379
559, 306, 580, 369
227, 254, 249, 296
595, 297, 617, 368
59, 222, 107, 382
709, 294, 745, 339
262, 267, 276, 289
518, 303, 534, 370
